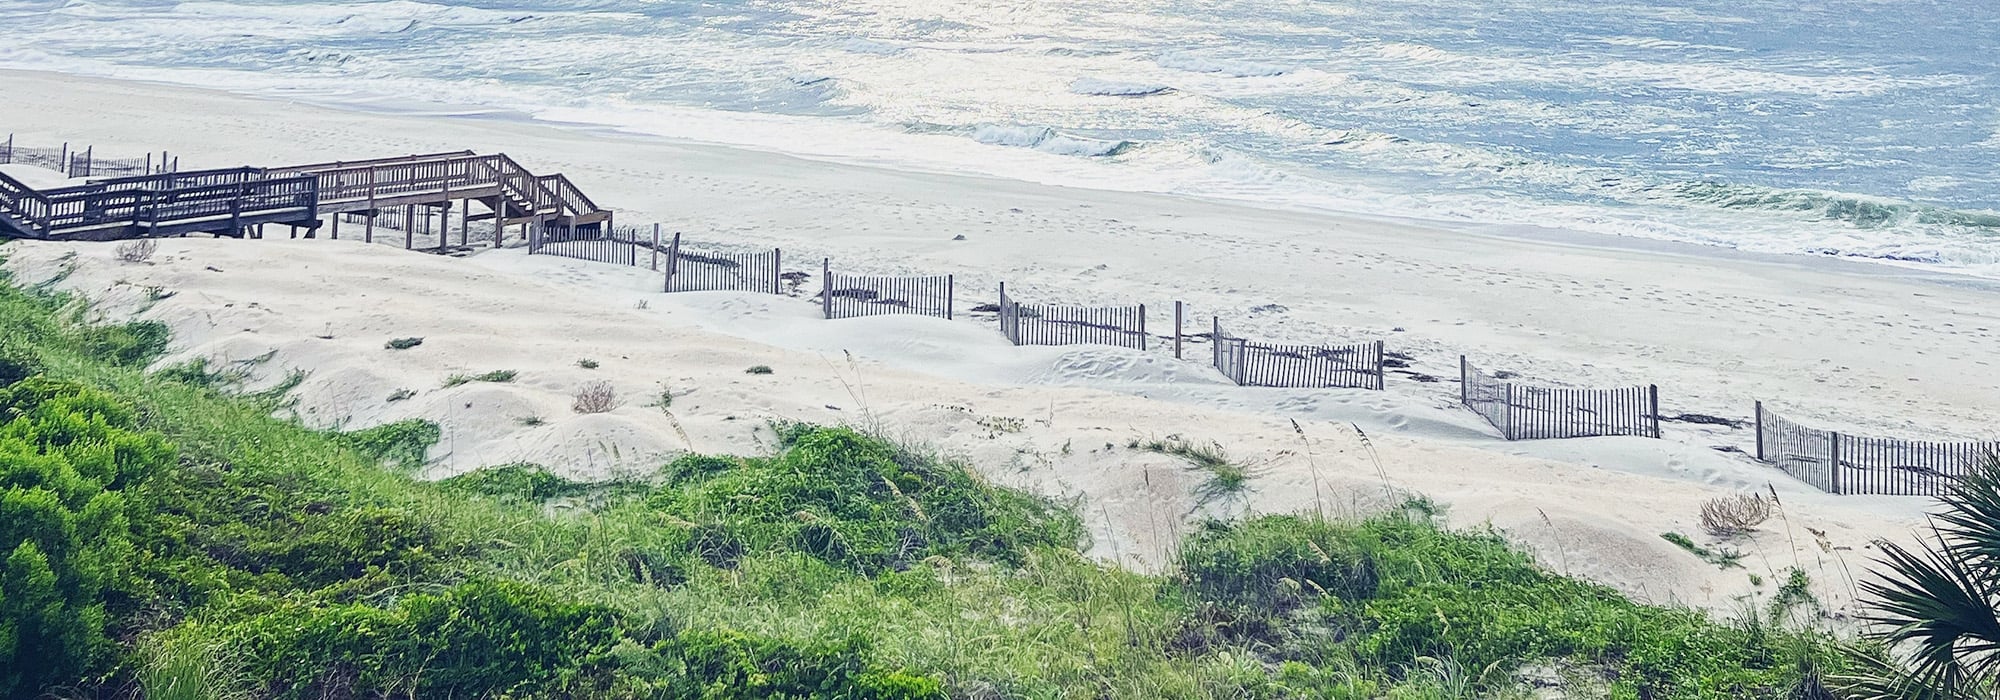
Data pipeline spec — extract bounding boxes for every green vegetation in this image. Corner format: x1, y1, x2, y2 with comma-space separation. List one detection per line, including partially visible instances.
579, 358, 601, 369
443, 369, 518, 387
384, 336, 424, 350
1131, 435, 1257, 506
1661, 531, 1745, 569
0, 266, 1851, 699
745, 365, 774, 375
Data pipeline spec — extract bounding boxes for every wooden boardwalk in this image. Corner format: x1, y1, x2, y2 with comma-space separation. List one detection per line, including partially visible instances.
0, 149, 609, 243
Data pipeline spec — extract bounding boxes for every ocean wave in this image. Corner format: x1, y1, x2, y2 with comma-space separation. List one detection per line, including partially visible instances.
970, 125, 1132, 157
1156, 52, 1289, 77
1068, 78, 1173, 97
1662, 182, 2000, 231
839, 38, 905, 55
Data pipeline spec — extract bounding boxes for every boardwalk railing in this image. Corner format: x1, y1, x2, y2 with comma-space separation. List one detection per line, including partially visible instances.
663, 232, 782, 294
1754, 403, 1999, 496
1210, 318, 1384, 389
528, 221, 638, 266
821, 260, 952, 320
997, 283, 1146, 349
1460, 357, 1660, 440
0, 166, 317, 240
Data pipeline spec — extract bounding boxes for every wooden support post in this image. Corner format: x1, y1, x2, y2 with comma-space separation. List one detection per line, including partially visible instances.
437, 205, 449, 254
821, 258, 832, 319
1173, 301, 1183, 359
1753, 401, 1764, 462
404, 205, 414, 250
1211, 317, 1221, 369
330, 214, 340, 241
1137, 304, 1147, 351
365, 168, 377, 243
1459, 356, 1469, 407
771, 248, 782, 295
1647, 385, 1661, 439
460, 197, 469, 248
650, 223, 660, 271
491, 197, 503, 248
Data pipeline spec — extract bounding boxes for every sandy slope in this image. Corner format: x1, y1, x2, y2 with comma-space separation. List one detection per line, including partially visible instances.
2, 238, 1926, 619
1, 68, 1986, 616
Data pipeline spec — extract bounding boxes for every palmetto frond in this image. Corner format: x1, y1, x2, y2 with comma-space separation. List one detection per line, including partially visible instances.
1834, 458, 2000, 698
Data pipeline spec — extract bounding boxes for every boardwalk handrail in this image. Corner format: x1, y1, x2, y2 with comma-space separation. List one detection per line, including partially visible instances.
269, 152, 594, 222
0, 167, 316, 239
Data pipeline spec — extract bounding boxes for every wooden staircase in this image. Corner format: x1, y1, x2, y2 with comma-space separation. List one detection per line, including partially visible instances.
264, 152, 611, 230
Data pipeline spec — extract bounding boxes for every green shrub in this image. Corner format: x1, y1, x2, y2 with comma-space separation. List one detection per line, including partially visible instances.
232, 579, 624, 699
645, 427, 1082, 574
744, 365, 773, 375
384, 337, 424, 350
336, 419, 440, 470
641, 628, 945, 700
0, 377, 174, 697
444, 463, 590, 501
77, 320, 170, 366
444, 369, 517, 387
1178, 513, 1832, 699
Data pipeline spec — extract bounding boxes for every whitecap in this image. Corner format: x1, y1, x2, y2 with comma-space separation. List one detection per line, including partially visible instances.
1156, 52, 1289, 77
1069, 78, 1173, 97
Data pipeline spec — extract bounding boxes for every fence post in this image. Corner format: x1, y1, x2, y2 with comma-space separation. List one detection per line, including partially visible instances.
1753, 401, 1765, 462
404, 205, 414, 250
1503, 383, 1517, 440
1137, 304, 1147, 351
945, 275, 954, 320
771, 248, 782, 295
1173, 302, 1183, 359
662, 232, 682, 292
460, 197, 470, 248
81, 146, 92, 178
821, 258, 832, 319
650, 223, 660, 271
59, 142, 68, 176
1211, 316, 1222, 375
998, 282, 1007, 341
1374, 340, 1387, 391
1459, 356, 1468, 407
1, 133, 10, 164
1647, 385, 1661, 439
1829, 432, 1843, 495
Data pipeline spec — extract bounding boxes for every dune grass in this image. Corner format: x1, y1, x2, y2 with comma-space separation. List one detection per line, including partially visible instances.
0, 262, 1845, 699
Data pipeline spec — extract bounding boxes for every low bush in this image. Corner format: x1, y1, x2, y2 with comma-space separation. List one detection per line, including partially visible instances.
645, 427, 1084, 574
384, 337, 423, 350
573, 381, 618, 414
335, 419, 440, 471
443, 463, 590, 501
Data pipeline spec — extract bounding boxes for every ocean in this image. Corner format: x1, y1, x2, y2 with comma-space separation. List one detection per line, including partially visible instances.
3, 0, 1997, 274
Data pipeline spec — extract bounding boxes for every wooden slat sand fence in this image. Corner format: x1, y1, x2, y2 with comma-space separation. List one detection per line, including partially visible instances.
662, 232, 782, 294
1754, 403, 2000, 496
528, 221, 638, 266
996, 283, 1146, 349
1459, 356, 1660, 440
1209, 318, 1384, 389
820, 259, 952, 320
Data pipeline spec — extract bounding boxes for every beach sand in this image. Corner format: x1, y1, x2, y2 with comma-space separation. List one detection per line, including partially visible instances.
3, 68, 1988, 615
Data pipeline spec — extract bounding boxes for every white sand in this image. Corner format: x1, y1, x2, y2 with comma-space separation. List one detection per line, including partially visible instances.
3, 69, 1985, 616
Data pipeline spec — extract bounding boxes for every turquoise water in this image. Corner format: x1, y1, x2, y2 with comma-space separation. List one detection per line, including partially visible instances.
4, 0, 1996, 272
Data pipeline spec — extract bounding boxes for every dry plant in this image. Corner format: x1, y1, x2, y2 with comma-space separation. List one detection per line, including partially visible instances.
571, 381, 619, 414
1699, 493, 1773, 537
115, 238, 158, 264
